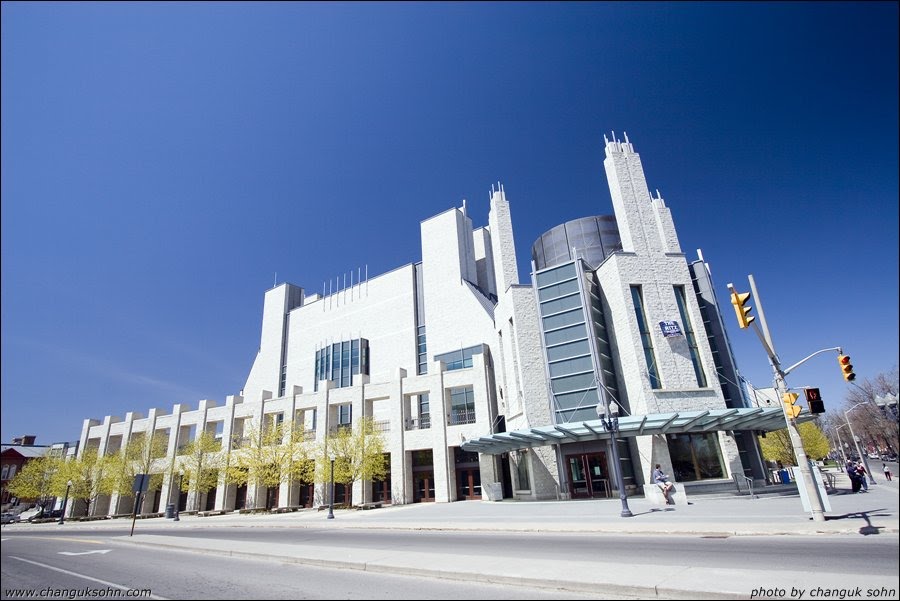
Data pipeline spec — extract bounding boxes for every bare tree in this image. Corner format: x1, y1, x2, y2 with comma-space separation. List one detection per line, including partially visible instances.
839, 366, 899, 457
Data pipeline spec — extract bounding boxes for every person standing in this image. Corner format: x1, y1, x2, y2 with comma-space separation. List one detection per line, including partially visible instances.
857, 462, 869, 491
847, 459, 861, 493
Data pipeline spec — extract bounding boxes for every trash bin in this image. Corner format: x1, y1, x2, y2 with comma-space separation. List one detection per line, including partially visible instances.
779, 469, 791, 484
165, 503, 175, 519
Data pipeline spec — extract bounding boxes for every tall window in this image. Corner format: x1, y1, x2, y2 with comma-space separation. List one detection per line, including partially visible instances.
448, 386, 476, 425
631, 286, 661, 389
417, 325, 428, 375
536, 261, 598, 423
337, 404, 352, 428
314, 338, 369, 391
674, 285, 707, 388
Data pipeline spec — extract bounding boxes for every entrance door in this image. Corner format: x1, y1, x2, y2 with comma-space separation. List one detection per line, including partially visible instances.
414, 472, 434, 502
372, 478, 391, 504
298, 483, 315, 508
566, 452, 610, 498
266, 486, 279, 509
235, 484, 248, 510
457, 469, 482, 500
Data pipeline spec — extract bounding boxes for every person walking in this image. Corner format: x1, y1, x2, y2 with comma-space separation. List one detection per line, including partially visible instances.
884, 463, 893, 482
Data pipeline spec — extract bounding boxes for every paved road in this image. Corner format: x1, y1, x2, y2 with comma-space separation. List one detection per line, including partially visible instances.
2, 470, 897, 599
5, 526, 896, 575
1, 534, 614, 600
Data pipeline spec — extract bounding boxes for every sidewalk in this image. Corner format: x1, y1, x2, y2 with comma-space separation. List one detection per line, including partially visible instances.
10, 472, 899, 599
29, 468, 895, 536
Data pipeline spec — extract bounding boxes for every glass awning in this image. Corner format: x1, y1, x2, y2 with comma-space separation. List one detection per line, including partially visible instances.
461, 407, 816, 455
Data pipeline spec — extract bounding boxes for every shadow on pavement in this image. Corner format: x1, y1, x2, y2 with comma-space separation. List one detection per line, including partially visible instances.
825, 509, 889, 535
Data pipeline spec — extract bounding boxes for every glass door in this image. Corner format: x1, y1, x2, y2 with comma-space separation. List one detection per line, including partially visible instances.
567, 452, 610, 498
567, 455, 590, 498
457, 469, 482, 500
414, 472, 435, 502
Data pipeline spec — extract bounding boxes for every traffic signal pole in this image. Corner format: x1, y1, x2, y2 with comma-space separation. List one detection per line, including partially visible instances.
732, 276, 830, 522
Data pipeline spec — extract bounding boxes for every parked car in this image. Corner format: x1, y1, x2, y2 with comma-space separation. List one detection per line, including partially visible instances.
1, 512, 21, 524
27, 508, 61, 521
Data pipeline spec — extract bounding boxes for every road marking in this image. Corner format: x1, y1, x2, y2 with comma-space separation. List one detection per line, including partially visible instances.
9, 556, 168, 600
1, 535, 107, 544
59, 549, 112, 556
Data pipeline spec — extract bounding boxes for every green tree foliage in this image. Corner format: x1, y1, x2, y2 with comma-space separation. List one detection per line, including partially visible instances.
57, 448, 117, 517
759, 421, 831, 466
7, 456, 62, 507
225, 419, 313, 508
318, 416, 387, 506
178, 431, 224, 511
109, 433, 168, 512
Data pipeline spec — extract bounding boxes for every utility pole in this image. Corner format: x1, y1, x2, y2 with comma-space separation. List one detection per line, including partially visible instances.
729, 276, 830, 522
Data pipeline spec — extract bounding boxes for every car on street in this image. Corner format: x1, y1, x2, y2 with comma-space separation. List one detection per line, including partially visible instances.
1, 512, 21, 524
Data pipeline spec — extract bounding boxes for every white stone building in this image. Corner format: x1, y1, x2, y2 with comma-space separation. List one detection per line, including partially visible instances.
76, 134, 775, 516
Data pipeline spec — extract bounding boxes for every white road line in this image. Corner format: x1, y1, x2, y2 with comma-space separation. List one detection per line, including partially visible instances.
9, 556, 169, 600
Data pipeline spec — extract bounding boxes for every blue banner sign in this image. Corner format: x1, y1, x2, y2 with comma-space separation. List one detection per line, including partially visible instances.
659, 320, 682, 337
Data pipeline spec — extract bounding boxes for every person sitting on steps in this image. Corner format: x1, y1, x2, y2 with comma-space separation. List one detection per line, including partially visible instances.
652, 464, 675, 505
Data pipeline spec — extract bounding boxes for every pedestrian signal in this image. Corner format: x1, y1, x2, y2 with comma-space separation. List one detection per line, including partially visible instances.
782, 392, 801, 419
838, 355, 855, 382
804, 388, 825, 414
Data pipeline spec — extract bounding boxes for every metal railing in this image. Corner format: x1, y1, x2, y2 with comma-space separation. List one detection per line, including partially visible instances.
405, 417, 431, 431
373, 420, 391, 433
732, 473, 756, 498
447, 410, 476, 426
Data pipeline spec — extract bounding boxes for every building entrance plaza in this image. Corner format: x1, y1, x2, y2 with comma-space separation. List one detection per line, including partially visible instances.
67, 136, 805, 518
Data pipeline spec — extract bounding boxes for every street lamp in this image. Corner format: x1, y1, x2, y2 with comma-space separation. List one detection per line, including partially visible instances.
834, 423, 850, 469
846, 403, 877, 485
596, 399, 633, 518
327, 451, 336, 520
58, 480, 72, 525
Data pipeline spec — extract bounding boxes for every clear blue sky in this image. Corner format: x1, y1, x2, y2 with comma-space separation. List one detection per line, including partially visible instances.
2, 2, 897, 445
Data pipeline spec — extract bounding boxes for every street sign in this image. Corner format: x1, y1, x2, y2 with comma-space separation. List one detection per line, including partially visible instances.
132, 473, 150, 493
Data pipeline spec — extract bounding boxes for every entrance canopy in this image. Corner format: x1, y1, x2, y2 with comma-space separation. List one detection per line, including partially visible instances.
461, 407, 816, 455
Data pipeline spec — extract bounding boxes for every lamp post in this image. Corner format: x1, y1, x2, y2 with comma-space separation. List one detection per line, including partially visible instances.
58, 480, 72, 525
596, 399, 633, 518
845, 404, 877, 485
834, 423, 850, 468
327, 452, 336, 520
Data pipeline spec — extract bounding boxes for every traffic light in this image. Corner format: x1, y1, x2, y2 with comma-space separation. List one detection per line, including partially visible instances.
804, 387, 825, 414
729, 289, 755, 329
782, 392, 801, 419
838, 354, 856, 381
